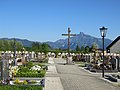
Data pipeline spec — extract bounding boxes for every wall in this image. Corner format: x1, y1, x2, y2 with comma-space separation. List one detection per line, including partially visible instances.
110, 39, 120, 53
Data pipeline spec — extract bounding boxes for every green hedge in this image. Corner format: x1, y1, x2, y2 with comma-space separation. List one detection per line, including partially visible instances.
0, 85, 42, 90
15, 70, 46, 77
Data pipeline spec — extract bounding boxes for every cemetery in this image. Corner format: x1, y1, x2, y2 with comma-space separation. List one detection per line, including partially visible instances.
0, 51, 48, 90
0, 48, 120, 89
72, 52, 120, 84
0, 29, 120, 89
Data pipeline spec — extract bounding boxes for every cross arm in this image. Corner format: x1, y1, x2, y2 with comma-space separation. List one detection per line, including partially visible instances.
62, 34, 69, 36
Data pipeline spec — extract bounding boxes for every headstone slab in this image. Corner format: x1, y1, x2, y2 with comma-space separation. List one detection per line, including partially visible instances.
0, 60, 9, 80
66, 56, 73, 64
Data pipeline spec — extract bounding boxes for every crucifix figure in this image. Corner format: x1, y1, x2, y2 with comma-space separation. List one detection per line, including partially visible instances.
62, 27, 76, 57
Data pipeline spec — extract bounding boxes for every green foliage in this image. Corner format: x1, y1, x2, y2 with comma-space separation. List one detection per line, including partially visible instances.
41, 43, 51, 54
18, 66, 30, 72
32, 42, 41, 52
14, 79, 37, 85
16, 70, 46, 77
0, 85, 42, 90
0, 40, 23, 51
31, 42, 51, 53
26, 61, 34, 69
16, 63, 46, 77
14, 78, 20, 84
76, 45, 81, 52
24, 47, 32, 51
81, 45, 85, 53
85, 46, 90, 53
91, 42, 98, 50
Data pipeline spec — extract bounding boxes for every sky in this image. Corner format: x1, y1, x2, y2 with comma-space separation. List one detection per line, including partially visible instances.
0, 0, 120, 42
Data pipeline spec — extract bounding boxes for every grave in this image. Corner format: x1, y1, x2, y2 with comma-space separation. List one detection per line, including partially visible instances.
0, 60, 9, 81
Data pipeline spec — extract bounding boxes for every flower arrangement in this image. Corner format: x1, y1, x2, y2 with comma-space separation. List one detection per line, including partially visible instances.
30, 65, 41, 71
9, 66, 19, 77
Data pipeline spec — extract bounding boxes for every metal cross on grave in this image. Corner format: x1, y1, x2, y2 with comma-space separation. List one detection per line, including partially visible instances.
62, 27, 76, 57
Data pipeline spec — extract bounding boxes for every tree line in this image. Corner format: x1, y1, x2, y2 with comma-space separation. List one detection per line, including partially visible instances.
0, 40, 98, 54
75, 43, 98, 54
0, 40, 23, 51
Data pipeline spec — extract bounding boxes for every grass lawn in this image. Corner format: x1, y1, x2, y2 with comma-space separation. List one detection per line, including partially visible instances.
0, 85, 42, 90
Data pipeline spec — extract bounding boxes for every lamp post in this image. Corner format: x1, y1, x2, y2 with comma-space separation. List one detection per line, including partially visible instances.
100, 26, 107, 77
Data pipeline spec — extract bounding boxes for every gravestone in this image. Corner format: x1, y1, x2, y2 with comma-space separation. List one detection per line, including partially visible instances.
31, 51, 35, 59
66, 56, 73, 64
0, 60, 9, 81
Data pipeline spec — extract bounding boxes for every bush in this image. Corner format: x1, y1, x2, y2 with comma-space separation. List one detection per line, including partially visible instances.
15, 63, 46, 78
26, 61, 34, 69
15, 70, 46, 77
18, 66, 29, 72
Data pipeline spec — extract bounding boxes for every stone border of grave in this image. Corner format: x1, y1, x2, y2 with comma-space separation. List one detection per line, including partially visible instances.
105, 74, 120, 82
84, 63, 119, 73
10, 78, 45, 87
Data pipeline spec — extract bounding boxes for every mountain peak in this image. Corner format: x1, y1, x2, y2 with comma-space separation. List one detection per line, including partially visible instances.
79, 32, 84, 35
46, 32, 112, 50
78, 32, 85, 36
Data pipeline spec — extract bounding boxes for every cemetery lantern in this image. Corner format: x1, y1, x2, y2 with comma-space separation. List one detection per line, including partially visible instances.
100, 26, 107, 78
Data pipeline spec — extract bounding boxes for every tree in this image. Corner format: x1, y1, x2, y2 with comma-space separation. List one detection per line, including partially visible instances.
85, 46, 90, 53
41, 43, 51, 52
76, 45, 81, 52
91, 42, 98, 52
0, 40, 23, 51
81, 45, 85, 54
31, 42, 41, 52
16, 41, 23, 51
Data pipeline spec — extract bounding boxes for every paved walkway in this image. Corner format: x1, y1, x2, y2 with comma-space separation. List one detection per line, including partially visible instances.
45, 58, 120, 90
45, 57, 63, 90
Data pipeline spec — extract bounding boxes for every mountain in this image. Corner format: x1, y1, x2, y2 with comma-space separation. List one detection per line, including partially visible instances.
0, 32, 113, 50
45, 32, 112, 50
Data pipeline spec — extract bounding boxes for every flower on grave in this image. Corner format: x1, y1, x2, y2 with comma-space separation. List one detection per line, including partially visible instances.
30, 65, 41, 71
9, 66, 19, 77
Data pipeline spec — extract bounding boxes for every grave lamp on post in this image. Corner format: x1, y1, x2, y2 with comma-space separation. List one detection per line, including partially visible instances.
100, 26, 107, 78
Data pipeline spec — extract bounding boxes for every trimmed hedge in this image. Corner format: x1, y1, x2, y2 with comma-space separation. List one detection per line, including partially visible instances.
0, 85, 42, 90
15, 70, 46, 77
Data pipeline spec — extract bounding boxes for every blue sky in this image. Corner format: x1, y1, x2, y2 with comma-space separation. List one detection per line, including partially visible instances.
0, 0, 120, 42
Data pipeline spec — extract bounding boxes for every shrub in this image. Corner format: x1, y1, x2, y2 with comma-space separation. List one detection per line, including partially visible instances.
15, 70, 46, 77
26, 61, 34, 68
23, 80, 28, 85
18, 66, 29, 72
14, 78, 20, 84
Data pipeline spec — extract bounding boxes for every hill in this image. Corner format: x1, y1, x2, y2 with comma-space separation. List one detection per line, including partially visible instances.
0, 32, 112, 50
45, 32, 112, 50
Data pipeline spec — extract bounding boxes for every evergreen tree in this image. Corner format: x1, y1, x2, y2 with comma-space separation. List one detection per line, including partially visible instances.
81, 45, 85, 54
91, 42, 98, 51
85, 46, 90, 53
76, 45, 81, 52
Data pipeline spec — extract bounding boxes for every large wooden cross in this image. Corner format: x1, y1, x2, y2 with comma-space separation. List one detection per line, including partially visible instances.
62, 27, 76, 57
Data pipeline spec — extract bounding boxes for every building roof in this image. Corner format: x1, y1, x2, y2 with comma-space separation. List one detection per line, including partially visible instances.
106, 36, 120, 50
